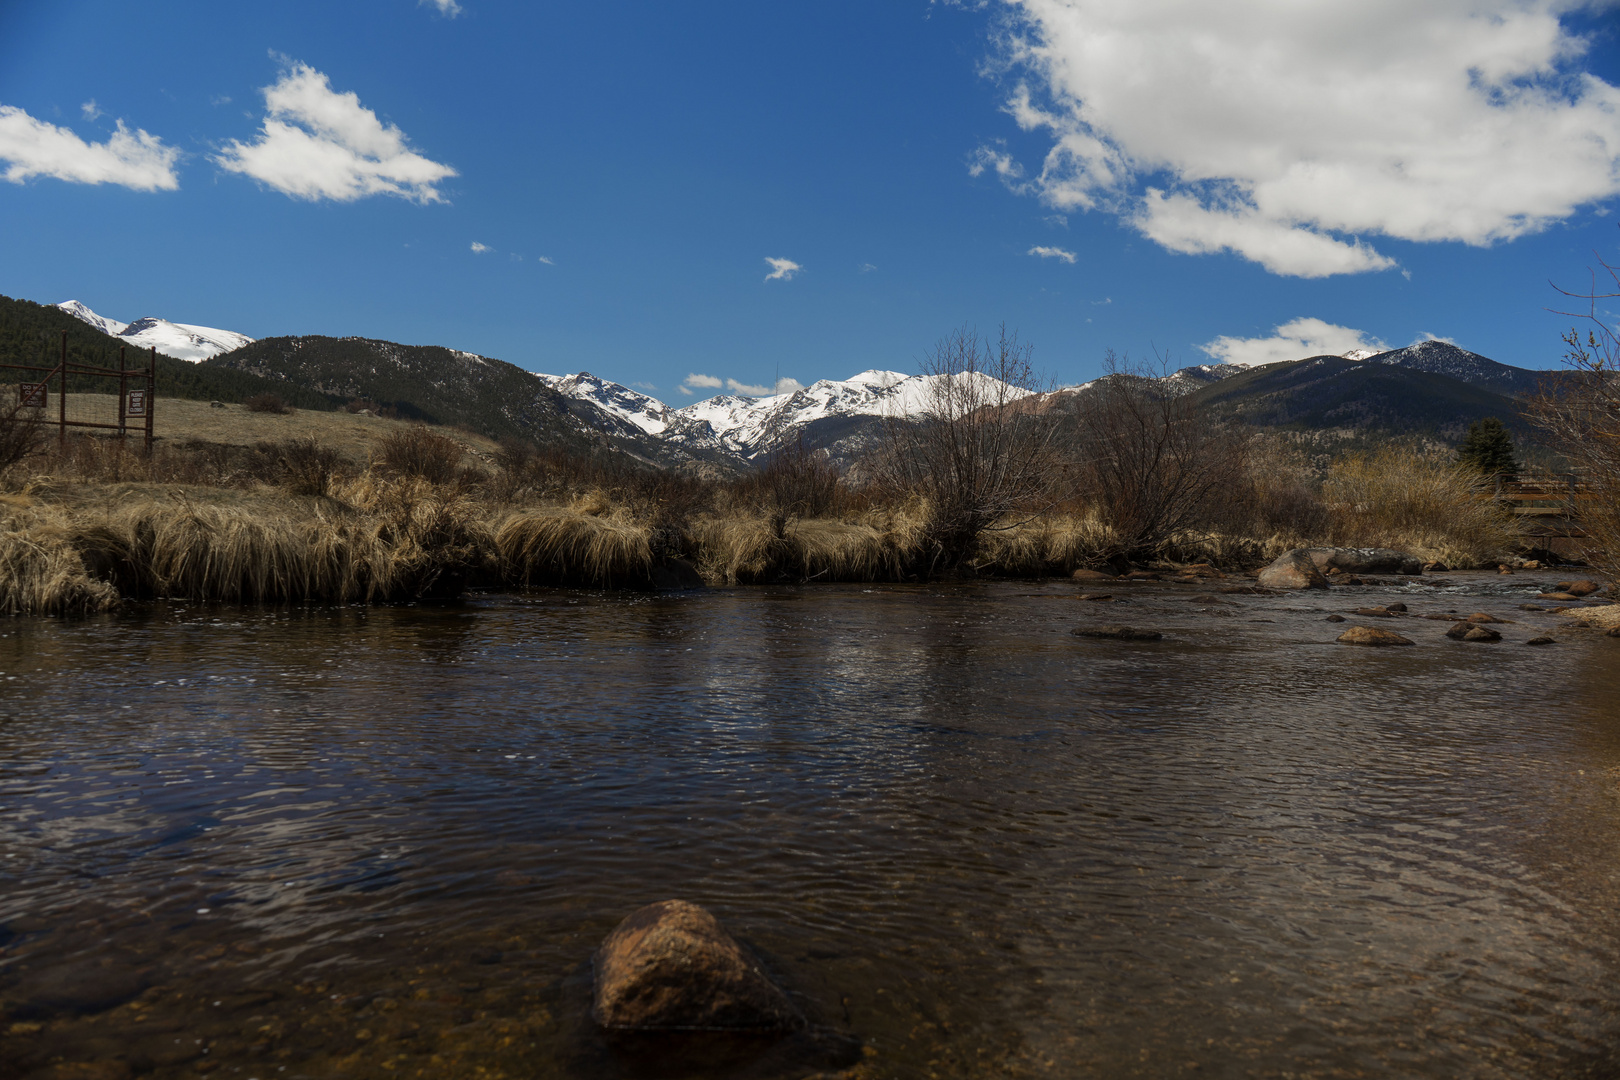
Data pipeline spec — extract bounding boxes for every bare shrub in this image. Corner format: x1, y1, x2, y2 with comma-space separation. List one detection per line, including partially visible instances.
0, 395, 44, 477
1067, 352, 1249, 563
257, 438, 347, 497
869, 324, 1059, 574
376, 426, 464, 485
1529, 257, 1620, 578
733, 436, 847, 529
244, 393, 291, 415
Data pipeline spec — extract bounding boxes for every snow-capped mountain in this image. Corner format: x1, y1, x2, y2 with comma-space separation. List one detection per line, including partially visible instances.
673, 369, 1032, 458
1359, 339, 1543, 395
540, 368, 1035, 461
57, 300, 253, 363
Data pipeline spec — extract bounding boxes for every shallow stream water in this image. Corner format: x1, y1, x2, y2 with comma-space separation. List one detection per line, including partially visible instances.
3, 573, 1620, 1079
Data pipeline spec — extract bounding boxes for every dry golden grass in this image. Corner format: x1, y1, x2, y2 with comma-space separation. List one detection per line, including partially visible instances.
1322, 448, 1518, 568
0, 498, 119, 616
56, 393, 502, 467
495, 503, 653, 587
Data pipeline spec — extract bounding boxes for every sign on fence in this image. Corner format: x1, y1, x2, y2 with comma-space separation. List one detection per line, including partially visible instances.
18, 382, 46, 409
125, 388, 147, 417
2, 332, 155, 453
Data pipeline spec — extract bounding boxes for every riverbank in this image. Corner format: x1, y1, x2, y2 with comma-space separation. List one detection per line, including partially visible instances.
0, 422, 1568, 615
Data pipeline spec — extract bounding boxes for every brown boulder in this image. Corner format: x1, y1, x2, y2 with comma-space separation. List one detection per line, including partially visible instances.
1352, 607, 1393, 617
1257, 551, 1329, 591
1423, 560, 1449, 572
1462, 626, 1502, 642
1337, 626, 1414, 647
1526, 636, 1557, 646
1385, 602, 1407, 612
1325, 614, 1346, 622
1465, 612, 1508, 624
593, 900, 798, 1031
1538, 592, 1581, 601
1564, 580, 1603, 597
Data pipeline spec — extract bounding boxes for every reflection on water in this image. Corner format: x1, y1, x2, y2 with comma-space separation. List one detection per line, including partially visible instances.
2, 576, 1620, 1078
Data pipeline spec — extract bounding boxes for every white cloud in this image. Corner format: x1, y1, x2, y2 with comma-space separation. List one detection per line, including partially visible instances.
681, 373, 724, 396
774, 377, 805, 394
764, 257, 802, 282
727, 379, 773, 396
1199, 317, 1389, 368
0, 106, 179, 190
1027, 244, 1076, 263
215, 61, 457, 204
987, 0, 1620, 276
470, 241, 491, 253
537, 255, 555, 265
80, 100, 102, 121
422, 0, 463, 14
631, 381, 657, 391
859, 262, 877, 273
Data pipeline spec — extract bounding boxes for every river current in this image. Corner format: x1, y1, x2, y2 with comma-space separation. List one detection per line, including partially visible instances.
2, 574, 1619, 1079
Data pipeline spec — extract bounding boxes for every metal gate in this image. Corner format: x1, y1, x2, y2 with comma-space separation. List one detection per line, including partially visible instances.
2, 330, 156, 454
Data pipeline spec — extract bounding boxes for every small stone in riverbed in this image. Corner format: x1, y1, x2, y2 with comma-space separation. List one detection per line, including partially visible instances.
1385, 602, 1407, 612
1608, 627, 1620, 638
1465, 612, 1507, 624
1462, 626, 1502, 642
1424, 561, 1449, 572
1076, 593, 1114, 602
1325, 614, 1346, 622
1071, 625, 1163, 641
1538, 592, 1582, 602
1526, 636, 1557, 646
1520, 604, 1546, 611
1563, 580, 1603, 596
594, 899, 798, 1031
1352, 607, 1394, 617
1071, 569, 1117, 582
1337, 626, 1414, 646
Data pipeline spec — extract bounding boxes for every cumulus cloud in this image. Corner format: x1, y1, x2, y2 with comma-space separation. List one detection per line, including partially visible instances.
726, 379, 773, 396
215, 61, 457, 204
1199, 317, 1389, 368
680, 373, 724, 395
983, 0, 1620, 276
1027, 244, 1076, 263
80, 100, 102, 121
537, 255, 555, 265
773, 377, 805, 394
421, 0, 463, 14
470, 241, 491, 253
764, 257, 802, 282
0, 106, 179, 190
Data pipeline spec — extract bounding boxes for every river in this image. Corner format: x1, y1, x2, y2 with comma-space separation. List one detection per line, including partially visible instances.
3, 574, 1619, 1078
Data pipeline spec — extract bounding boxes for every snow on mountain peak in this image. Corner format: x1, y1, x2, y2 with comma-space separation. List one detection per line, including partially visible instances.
56, 300, 253, 362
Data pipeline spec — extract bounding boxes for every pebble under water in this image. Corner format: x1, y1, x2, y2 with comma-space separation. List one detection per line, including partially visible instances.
2, 573, 1620, 1079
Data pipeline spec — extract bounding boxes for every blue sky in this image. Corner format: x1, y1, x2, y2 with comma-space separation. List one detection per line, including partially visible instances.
3, 1, 1620, 397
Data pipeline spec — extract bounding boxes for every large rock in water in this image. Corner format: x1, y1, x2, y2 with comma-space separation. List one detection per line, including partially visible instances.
1299, 547, 1424, 575
593, 900, 798, 1031
1337, 626, 1414, 647
1257, 551, 1329, 590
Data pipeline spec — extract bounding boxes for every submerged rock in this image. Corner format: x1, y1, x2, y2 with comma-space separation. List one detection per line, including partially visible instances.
1071, 625, 1163, 641
1526, 636, 1557, 646
593, 900, 798, 1032
1337, 626, 1414, 647
1352, 607, 1394, 618
1462, 626, 1503, 642
1071, 569, 1118, 583
1257, 551, 1329, 591
1325, 614, 1346, 623
1563, 580, 1603, 597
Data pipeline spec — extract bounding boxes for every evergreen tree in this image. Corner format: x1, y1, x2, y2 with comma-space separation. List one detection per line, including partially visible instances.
1457, 416, 1519, 480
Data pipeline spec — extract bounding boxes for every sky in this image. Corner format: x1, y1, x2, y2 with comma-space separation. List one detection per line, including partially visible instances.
3, 0, 1620, 399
